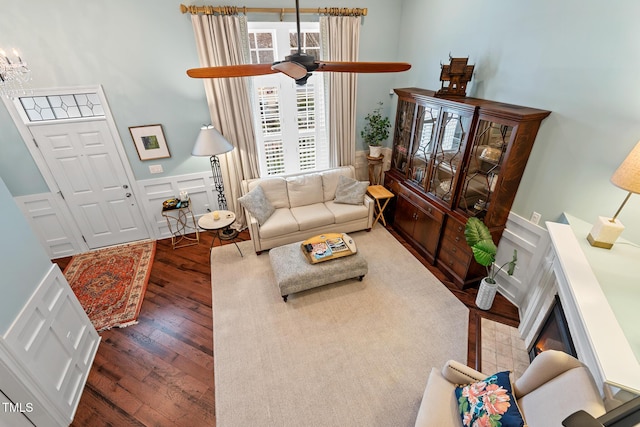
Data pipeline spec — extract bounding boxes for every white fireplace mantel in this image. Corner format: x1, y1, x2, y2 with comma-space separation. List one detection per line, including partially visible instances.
526, 214, 640, 395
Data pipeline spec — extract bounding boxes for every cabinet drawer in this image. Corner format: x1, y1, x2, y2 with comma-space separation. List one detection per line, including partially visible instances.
384, 174, 400, 194
400, 190, 444, 223
438, 239, 472, 279
443, 217, 466, 243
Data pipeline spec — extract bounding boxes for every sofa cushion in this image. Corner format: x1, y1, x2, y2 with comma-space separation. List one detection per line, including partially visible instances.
454, 371, 525, 427
238, 185, 275, 225
248, 177, 289, 209
334, 175, 369, 205
258, 208, 299, 239
286, 173, 324, 208
325, 200, 369, 223
320, 167, 355, 202
290, 203, 334, 231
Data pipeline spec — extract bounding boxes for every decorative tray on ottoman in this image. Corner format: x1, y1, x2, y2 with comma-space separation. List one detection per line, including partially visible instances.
300, 232, 357, 264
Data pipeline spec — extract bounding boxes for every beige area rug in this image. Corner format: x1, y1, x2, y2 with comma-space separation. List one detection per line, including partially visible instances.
211, 227, 469, 427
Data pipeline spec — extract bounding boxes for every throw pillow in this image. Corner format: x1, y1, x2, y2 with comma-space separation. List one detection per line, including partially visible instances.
334, 175, 369, 205
238, 185, 275, 225
455, 371, 526, 427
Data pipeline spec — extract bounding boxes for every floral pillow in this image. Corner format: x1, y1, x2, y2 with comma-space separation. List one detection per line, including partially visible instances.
454, 371, 526, 427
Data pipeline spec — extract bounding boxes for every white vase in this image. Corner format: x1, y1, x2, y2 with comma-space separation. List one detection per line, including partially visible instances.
369, 145, 382, 157
475, 278, 498, 310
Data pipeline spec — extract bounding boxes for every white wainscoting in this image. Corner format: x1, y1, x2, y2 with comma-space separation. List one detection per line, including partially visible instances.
1, 264, 100, 426
495, 212, 549, 307
136, 171, 223, 241
14, 163, 548, 307
14, 171, 223, 257
518, 221, 640, 397
14, 193, 84, 258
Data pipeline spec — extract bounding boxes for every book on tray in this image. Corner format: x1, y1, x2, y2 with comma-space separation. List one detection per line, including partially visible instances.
325, 237, 349, 253
311, 242, 332, 260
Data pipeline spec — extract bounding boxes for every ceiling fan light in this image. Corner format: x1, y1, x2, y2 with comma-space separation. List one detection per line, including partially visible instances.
271, 61, 308, 80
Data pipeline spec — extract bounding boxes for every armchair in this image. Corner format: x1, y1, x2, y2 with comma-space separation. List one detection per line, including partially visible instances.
414, 350, 606, 427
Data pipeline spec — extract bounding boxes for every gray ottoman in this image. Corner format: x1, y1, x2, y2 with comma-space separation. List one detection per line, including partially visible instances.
269, 241, 368, 302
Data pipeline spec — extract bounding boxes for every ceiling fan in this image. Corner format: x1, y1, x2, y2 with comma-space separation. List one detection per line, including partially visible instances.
186, 0, 411, 85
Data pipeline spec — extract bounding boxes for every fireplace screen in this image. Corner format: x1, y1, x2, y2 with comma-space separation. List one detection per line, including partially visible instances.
529, 296, 577, 361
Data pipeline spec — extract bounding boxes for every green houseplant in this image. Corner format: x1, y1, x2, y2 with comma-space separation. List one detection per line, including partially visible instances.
464, 217, 518, 310
361, 102, 391, 157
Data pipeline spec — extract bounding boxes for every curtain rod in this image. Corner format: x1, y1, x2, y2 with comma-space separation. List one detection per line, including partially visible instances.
179, 4, 367, 18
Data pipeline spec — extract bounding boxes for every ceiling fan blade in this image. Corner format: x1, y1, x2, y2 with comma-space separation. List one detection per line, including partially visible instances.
315, 61, 412, 73
187, 64, 278, 78
271, 61, 309, 80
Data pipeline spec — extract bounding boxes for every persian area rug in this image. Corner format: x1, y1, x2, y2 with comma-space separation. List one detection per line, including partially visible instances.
64, 240, 156, 332
211, 227, 469, 427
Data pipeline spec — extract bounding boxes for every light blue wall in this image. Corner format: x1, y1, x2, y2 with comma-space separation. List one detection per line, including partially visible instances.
0, 178, 52, 334
0, 0, 401, 194
3, 0, 639, 243
393, 0, 640, 243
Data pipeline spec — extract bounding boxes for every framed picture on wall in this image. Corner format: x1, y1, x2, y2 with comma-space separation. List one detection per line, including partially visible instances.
129, 124, 171, 160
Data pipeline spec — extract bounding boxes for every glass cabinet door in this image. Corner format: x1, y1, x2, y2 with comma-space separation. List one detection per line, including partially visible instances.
391, 99, 416, 174
426, 110, 473, 204
457, 119, 513, 217
407, 104, 439, 189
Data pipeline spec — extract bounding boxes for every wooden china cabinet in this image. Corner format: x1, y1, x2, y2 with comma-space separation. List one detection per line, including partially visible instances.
384, 88, 550, 289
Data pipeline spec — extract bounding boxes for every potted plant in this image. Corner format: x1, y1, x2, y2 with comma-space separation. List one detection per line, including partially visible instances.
361, 102, 391, 158
464, 217, 518, 310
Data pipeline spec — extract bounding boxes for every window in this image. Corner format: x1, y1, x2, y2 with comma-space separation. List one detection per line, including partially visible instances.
248, 22, 329, 176
17, 93, 105, 122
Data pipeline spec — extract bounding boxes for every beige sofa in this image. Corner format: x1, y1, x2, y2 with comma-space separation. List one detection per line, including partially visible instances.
240, 166, 374, 254
415, 350, 605, 427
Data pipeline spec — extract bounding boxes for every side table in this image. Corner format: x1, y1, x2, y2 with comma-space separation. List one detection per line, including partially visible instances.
161, 199, 200, 249
198, 210, 243, 258
367, 154, 385, 185
367, 185, 394, 228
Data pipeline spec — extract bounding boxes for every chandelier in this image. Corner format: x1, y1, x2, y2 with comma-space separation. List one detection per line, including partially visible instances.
0, 48, 31, 97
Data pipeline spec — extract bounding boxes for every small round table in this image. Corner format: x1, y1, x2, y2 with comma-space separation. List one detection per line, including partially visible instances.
197, 210, 243, 258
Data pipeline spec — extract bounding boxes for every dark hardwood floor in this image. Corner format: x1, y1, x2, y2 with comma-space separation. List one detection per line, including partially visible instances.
53, 226, 519, 426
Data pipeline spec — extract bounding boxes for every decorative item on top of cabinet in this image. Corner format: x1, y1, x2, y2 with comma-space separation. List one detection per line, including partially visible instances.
385, 87, 550, 289
436, 55, 474, 97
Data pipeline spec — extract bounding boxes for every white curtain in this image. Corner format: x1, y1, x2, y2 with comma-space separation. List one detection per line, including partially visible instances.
320, 16, 361, 167
191, 14, 260, 228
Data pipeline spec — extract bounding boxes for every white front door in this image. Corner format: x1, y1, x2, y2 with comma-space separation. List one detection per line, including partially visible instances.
30, 120, 149, 248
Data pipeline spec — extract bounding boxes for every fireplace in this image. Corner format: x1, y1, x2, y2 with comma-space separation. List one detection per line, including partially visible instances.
528, 295, 577, 361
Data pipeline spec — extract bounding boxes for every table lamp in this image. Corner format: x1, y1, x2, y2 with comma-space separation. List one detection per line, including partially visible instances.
588, 140, 640, 249
192, 124, 237, 239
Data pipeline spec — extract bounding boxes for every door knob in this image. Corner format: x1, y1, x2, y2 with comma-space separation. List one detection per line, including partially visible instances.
123, 184, 129, 189
125, 192, 132, 197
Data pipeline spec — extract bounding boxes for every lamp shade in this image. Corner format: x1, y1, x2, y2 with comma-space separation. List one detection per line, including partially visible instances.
611, 140, 640, 194
192, 125, 233, 156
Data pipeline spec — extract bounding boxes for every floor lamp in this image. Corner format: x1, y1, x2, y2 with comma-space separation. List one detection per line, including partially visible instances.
192, 124, 238, 240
